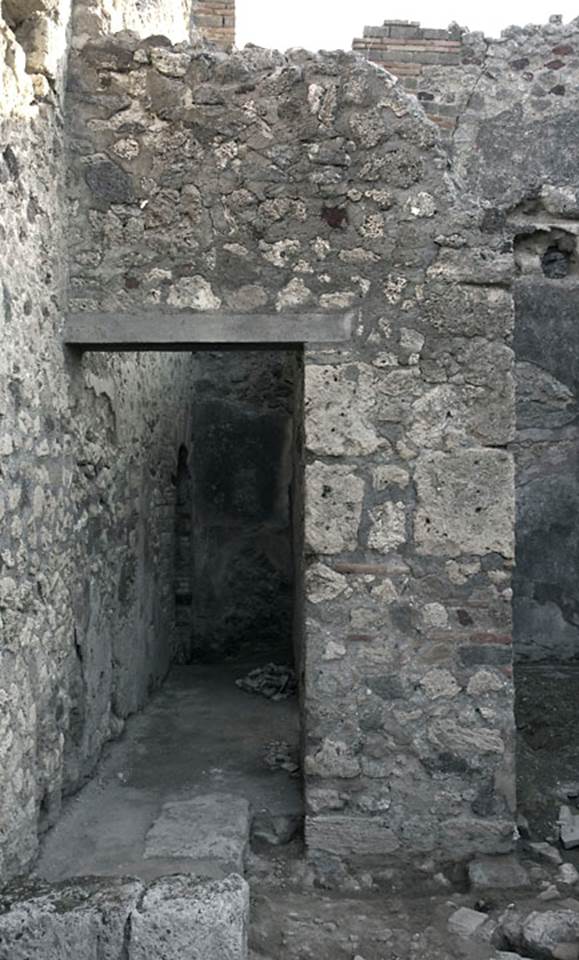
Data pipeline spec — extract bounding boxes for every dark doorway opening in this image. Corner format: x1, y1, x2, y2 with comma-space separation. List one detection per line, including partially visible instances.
36, 343, 306, 881
186, 348, 303, 674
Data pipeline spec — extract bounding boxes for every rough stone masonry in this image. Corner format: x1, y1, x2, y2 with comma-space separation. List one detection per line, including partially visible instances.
3, 0, 577, 902
64, 26, 517, 877
356, 12, 579, 833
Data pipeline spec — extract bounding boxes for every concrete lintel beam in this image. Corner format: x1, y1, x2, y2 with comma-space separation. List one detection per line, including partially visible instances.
63, 310, 355, 351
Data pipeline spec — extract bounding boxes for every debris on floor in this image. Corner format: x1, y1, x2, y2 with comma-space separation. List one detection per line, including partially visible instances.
263, 740, 299, 775
236, 663, 297, 701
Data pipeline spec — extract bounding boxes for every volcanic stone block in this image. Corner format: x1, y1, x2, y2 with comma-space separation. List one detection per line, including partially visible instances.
129, 874, 249, 960
414, 449, 515, 558
305, 462, 364, 554
0, 877, 142, 960
305, 363, 382, 457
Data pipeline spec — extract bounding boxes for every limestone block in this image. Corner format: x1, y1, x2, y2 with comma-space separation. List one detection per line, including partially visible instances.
144, 795, 250, 873
408, 379, 513, 449
414, 449, 515, 558
438, 817, 515, 858
306, 814, 400, 856
421, 283, 514, 339
129, 874, 249, 960
305, 462, 364, 554
0, 878, 143, 960
374, 367, 423, 422
305, 364, 382, 457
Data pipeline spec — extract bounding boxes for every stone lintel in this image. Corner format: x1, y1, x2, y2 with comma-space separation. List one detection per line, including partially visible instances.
63, 311, 354, 350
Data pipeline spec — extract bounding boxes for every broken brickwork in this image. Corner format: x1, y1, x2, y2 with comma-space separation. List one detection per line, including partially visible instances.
192, 0, 235, 49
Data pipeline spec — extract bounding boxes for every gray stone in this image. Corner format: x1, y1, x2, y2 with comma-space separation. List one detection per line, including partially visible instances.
553, 944, 579, 960
0, 878, 143, 960
306, 815, 400, 857
530, 843, 564, 867
144, 795, 250, 873
468, 855, 531, 889
251, 813, 302, 846
414, 449, 515, 558
494, 954, 531, 960
305, 462, 364, 554
305, 364, 382, 457
560, 806, 579, 850
129, 874, 249, 960
447, 906, 489, 939
521, 910, 579, 959
64, 311, 353, 348
84, 158, 134, 205
558, 863, 579, 886
540, 885, 563, 902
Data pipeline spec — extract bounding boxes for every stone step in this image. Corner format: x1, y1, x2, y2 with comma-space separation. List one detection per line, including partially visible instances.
0, 874, 249, 960
144, 794, 250, 878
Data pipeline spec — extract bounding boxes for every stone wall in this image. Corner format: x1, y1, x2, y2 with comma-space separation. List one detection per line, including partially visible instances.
354, 15, 579, 668
65, 34, 517, 874
448, 18, 579, 668
0, 0, 195, 887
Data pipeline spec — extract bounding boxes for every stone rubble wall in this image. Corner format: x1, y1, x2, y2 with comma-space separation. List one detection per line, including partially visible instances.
355, 14, 579, 666
0, 1, 195, 888
448, 17, 579, 666
65, 33, 517, 873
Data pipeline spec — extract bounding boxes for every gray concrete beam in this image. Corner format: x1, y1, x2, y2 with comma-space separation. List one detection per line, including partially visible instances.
63, 311, 354, 350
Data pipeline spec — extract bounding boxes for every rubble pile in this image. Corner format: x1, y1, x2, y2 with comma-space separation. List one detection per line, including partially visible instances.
236, 664, 297, 702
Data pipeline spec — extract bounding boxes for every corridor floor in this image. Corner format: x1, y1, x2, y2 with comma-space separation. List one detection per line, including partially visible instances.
35, 663, 301, 882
